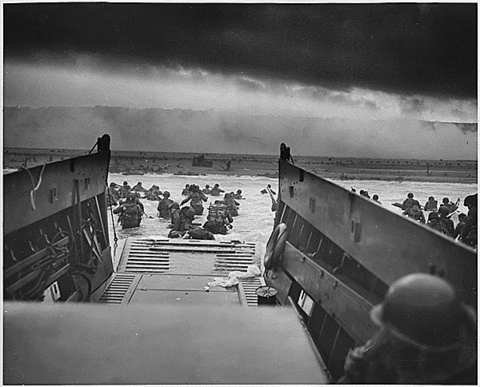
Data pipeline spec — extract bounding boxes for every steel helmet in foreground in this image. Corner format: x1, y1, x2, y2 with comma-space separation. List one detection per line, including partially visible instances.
370, 273, 469, 350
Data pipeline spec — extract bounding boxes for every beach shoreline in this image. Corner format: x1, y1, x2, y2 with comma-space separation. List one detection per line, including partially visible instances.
3, 148, 478, 185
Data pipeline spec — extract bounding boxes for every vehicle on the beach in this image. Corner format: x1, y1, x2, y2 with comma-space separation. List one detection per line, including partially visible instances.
3, 136, 477, 384
192, 154, 213, 167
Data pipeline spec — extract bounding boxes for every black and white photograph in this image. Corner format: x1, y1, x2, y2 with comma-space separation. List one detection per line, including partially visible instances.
3, 2, 477, 385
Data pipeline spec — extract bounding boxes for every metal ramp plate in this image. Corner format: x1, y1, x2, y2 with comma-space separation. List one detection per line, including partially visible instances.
117, 238, 170, 273
4, 302, 329, 384
214, 250, 255, 272
117, 238, 258, 275
138, 238, 256, 251
101, 238, 263, 307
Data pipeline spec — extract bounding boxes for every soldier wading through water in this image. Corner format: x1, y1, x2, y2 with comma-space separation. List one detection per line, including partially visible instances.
113, 193, 143, 229
181, 184, 208, 215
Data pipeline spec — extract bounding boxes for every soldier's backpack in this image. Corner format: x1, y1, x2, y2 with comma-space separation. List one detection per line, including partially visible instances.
203, 220, 227, 235
124, 203, 139, 218
188, 227, 215, 240
208, 202, 227, 222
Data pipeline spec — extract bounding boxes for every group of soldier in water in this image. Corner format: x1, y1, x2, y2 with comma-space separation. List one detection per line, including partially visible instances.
108, 180, 244, 240
350, 187, 477, 248
110, 179, 477, 247
397, 192, 477, 247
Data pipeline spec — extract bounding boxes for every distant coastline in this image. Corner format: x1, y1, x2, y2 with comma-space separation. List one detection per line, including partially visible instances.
4, 148, 477, 185
3, 106, 477, 160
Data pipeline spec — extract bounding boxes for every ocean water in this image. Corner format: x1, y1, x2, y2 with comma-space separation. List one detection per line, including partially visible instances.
107, 172, 476, 265
107, 173, 279, 247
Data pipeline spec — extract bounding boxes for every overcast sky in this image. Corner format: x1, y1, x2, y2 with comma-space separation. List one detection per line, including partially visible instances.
2, 3, 478, 157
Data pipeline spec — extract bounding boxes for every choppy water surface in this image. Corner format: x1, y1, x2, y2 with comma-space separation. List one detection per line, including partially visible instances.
108, 173, 279, 247
107, 172, 476, 257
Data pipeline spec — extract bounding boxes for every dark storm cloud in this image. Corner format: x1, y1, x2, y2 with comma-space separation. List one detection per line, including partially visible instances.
4, 3, 476, 100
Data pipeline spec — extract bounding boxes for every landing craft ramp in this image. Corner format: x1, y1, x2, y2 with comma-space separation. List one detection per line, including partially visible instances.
5, 237, 329, 384
92, 238, 266, 306
4, 302, 328, 384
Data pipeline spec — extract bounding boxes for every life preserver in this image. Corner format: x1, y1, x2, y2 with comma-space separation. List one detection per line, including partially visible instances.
264, 223, 288, 270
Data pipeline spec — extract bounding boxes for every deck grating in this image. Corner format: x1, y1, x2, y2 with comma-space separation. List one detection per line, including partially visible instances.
98, 273, 136, 304
120, 238, 171, 273
239, 277, 266, 307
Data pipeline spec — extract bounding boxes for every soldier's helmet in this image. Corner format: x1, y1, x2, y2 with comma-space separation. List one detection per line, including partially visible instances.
438, 206, 450, 216
126, 193, 136, 201
370, 273, 466, 349
464, 194, 477, 208
169, 202, 180, 209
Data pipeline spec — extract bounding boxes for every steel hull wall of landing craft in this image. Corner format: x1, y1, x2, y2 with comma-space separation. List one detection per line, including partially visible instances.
265, 159, 476, 379
4, 151, 110, 235
4, 136, 114, 302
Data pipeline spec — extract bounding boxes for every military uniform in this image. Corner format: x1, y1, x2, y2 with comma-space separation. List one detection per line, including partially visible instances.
424, 197, 438, 211
403, 205, 425, 223
427, 212, 449, 234
460, 194, 477, 247
224, 194, 240, 217
157, 192, 173, 219
107, 184, 119, 206
338, 274, 477, 384
210, 184, 225, 196
204, 201, 232, 234
118, 182, 131, 198
181, 188, 208, 215
113, 195, 142, 229
402, 195, 420, 210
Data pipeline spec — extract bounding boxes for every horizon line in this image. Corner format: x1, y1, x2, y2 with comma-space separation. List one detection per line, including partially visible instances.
4, 147, 477, 162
